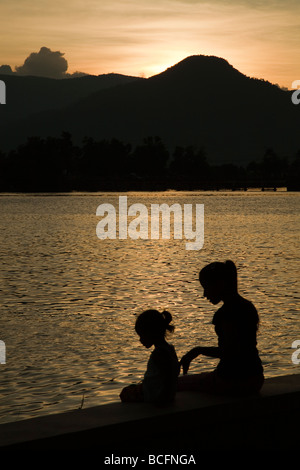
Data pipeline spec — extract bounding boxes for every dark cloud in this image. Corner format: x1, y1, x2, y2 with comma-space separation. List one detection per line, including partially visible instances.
0, 65, 13, 75
0, 47, 88, 79
15, 47, 68, 79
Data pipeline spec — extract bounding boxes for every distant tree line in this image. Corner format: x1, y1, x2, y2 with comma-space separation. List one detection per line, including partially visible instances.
0, 132, 299, 191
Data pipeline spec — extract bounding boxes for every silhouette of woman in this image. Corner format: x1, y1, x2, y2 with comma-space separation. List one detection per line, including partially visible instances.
120, 309, 180, 404
178, 260, 264, 395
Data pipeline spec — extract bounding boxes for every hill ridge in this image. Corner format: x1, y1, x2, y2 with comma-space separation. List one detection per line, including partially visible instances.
0, 54, 299, 165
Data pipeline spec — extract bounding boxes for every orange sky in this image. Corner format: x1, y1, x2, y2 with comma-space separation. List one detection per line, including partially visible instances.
0, 0, 299, 88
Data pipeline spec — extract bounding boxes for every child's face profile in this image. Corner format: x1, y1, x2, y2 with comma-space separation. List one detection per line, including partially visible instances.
138, 331, 154, 349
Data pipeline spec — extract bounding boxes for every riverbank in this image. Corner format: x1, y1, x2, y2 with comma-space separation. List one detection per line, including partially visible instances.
1, 373, 299, 451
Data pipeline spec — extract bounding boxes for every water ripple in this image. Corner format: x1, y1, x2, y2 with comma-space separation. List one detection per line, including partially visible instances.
0, 191, 299, 423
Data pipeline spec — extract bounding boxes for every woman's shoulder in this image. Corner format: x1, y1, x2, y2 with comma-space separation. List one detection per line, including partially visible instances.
236, 295, 258, 317
226, 295, 257, 312
213, 295, 258, 324
235, 295, 257, 311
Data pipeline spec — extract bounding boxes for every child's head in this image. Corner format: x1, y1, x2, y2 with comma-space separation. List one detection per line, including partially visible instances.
199, 260, 238, 304
135, 309, 174, 348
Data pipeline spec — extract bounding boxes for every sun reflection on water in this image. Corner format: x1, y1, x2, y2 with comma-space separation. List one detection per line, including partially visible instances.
0, 191, 299, 423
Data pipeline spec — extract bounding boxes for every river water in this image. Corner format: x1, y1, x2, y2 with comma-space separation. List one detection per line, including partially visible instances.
0, 191, 299, 424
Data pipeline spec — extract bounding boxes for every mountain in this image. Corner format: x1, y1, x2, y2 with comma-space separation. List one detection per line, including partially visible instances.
0, 55, 299, 165
0, 72, 142, 124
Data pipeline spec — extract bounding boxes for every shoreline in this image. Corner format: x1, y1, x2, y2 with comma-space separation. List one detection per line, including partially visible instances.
1, 373, 299, 451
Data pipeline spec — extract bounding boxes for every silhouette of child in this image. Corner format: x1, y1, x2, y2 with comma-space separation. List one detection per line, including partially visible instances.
178, 260, 264, 395
120, 310, 180, 405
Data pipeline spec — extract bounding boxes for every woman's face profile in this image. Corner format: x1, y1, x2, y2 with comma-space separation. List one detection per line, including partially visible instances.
201, 279, 223, 304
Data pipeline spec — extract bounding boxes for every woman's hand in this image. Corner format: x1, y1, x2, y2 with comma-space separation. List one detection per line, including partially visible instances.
179, 347, 201, 374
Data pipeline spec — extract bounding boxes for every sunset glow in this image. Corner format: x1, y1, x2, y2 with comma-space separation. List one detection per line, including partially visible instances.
0, 0, 299, 87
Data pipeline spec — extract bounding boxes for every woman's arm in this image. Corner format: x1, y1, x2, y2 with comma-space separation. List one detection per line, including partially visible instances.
198, 346, 220, 358
180, 346, 220, 374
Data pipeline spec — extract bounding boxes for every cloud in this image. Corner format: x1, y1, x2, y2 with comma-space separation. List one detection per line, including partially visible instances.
0, 65, 13, 75
0, 47, 88, 79
15, 47, 68, 79
64, 71, 88, 78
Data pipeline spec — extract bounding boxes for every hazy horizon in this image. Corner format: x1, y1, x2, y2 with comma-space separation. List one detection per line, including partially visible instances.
1, 0, 299, 89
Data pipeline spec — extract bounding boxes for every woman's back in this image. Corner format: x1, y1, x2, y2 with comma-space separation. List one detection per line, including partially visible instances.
212, 294, 263, 379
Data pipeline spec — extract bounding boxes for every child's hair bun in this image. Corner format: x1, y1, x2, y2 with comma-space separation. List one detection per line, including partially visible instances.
161, 310, 174, 333
135, 309, 175, 337
162, 310, 172, 324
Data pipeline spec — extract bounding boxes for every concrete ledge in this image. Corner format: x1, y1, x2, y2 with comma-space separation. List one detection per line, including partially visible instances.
1, 374, 299, 451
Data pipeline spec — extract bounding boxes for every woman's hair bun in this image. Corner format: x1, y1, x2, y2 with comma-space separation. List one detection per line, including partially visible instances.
199, 259, 238, 290
224, 260, 237, 277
